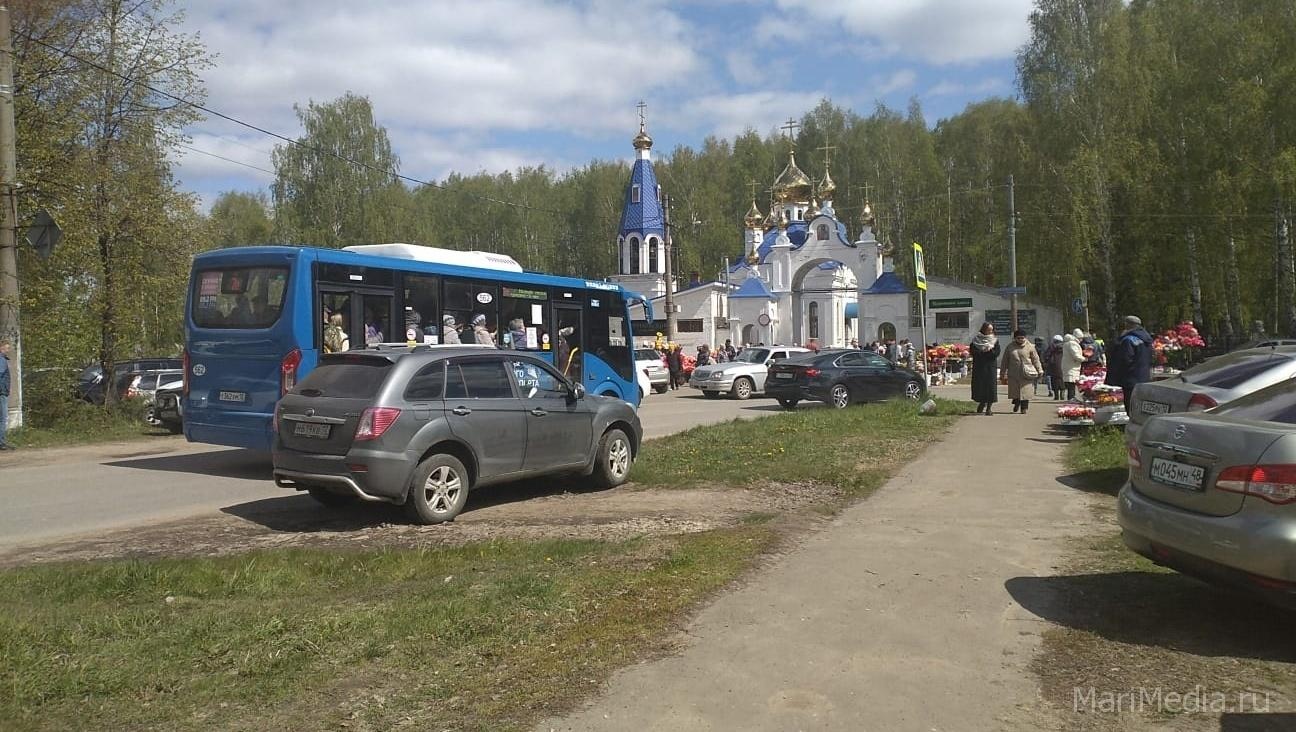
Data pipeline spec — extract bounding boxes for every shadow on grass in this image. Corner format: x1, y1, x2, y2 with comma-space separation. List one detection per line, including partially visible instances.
1006, 572, 1296, 663
1055, 468, 1126, 497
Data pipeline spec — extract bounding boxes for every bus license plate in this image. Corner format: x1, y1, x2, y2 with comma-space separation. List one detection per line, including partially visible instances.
218, 391, 247, 403
293, 423, 330, 439
1149, 457, 1205, 491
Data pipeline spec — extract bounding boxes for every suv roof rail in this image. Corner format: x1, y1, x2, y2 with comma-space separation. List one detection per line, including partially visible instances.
358, 342, 498, 353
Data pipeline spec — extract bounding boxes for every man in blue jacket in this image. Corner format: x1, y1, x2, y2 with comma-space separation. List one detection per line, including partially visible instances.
1105, 316, 1153, 414
0, 339, 11, 450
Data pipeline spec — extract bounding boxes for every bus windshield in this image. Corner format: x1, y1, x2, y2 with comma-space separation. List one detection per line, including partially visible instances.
192, 266, 289, 329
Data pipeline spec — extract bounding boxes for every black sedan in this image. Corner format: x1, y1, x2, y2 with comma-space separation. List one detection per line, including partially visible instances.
765, 349, 926, 409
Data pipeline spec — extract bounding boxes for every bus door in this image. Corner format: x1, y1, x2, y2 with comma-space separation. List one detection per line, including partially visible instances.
553, 304, 583, 386
320, 287, 394, 350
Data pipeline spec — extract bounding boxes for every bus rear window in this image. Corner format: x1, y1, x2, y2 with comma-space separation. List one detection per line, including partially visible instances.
193, 266, 289, 329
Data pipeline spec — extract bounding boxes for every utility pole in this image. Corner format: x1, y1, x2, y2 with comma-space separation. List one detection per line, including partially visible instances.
663, 193, 677, 340
1008, 174, 1018, 333
0, 4, 21, 429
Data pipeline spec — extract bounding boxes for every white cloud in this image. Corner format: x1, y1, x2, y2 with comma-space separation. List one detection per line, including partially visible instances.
182, 0, 701, 137
676, 90, 828, 139
876, 69, 918, 95
771, 0, 1034, 64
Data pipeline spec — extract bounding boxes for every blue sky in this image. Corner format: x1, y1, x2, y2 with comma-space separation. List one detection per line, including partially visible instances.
175, 0, 1032, 209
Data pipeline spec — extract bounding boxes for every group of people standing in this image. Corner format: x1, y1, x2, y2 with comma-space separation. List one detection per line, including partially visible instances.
970, 316, 1154, 415
848, 338, 918, 368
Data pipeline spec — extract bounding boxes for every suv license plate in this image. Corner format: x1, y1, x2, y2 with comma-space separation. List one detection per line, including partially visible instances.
218, 391, 247, 403
293, 422, 331, 439
1149, 457, 1204, 491
1140, 400, 1170, 415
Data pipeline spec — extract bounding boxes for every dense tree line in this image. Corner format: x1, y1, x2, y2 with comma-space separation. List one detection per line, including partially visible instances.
14, 0, 1296, 395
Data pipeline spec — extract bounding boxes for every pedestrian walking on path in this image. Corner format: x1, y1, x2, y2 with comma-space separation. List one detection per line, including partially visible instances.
1000, 329, 1044, 414
969, 322, 1000, 414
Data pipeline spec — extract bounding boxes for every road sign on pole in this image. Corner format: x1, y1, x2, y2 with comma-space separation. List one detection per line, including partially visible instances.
912, 243, 926, 291
1071, 297, 1084, 315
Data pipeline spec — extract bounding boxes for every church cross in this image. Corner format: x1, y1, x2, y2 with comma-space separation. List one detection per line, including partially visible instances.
747, 179, 759, 201
816, 144, 836, 168
636, 100, 647, 129
780, 118, 801, 141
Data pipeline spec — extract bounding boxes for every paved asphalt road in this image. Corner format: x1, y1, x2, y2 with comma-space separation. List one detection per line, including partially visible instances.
0, 386, 852, 549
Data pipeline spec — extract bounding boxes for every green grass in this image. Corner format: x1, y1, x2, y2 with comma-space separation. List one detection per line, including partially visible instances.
1061, 425, 1129, 495
7, 399, 172, 448
0, 529, 777, 732
630, 398, 970, 495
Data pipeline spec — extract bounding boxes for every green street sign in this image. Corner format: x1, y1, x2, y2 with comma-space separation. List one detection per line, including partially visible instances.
928, 297, 972, 309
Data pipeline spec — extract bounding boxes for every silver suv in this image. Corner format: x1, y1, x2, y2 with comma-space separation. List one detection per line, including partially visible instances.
272, 346, 642, 524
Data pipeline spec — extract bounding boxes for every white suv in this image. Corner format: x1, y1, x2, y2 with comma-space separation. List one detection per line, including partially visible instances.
688, 346, 810, 399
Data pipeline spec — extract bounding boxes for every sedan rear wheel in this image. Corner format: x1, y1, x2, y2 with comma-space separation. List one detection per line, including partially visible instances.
904, 381, 923, 400
831, 384, 851, 409
407, 454, 470, 524
732, 377, 754, 400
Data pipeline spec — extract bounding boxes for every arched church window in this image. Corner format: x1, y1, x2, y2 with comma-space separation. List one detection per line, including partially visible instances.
878, 322, 896, 342
648, 238, 660, 274
809, 302, 820, 339
630, 237, 641, 274
816, 224, 829, 240
631, 185, 641, 204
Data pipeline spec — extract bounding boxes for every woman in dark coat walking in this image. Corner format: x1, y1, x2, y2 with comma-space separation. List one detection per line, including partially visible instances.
969, 322, 1001, 414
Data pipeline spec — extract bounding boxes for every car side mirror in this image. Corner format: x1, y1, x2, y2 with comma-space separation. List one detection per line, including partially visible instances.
568, 382, 585, 401
888, 362, 896, 370
765, 360, 774, 367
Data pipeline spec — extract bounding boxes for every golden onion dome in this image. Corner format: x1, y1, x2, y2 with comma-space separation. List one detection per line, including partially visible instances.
744, 199, 763, 228
745, 251, 760, 265
807, 198, 821, 217
818, 168, 836, 200
859, 199, 875, 227
763, 204, 781, 229
632, 124, 653, 151
772, 150, 813, 203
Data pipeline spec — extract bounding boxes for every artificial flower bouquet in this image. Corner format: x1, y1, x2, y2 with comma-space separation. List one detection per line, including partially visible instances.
1153, 321, 1206, 368
1057, 405, 1096, 421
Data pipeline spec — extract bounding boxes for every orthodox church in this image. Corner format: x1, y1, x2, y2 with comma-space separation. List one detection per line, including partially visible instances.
610, 117, 1062, 349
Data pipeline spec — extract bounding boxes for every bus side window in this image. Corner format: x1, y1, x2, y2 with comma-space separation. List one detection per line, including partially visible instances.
403, 274, 440, 343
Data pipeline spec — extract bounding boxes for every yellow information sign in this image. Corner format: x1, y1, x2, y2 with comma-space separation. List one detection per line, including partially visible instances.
913, 242, 927, 291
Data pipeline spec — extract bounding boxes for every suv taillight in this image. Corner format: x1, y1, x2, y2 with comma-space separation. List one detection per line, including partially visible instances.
1215, 465, 1296, 505
281, 348, 302, 396
182, 350, 190, 397
125, 375, 142, 399
355, 407, 401, 441
1187, 393, 1218, 412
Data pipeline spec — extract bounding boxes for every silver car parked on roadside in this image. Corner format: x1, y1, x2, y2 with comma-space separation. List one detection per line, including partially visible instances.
689, 346, 809, 399
1127, 346, 1296, 443
1119, 377, 1296, 609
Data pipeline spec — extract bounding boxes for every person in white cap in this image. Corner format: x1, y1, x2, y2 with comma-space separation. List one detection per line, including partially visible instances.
442, 314, 461, 345
471, 314, 494, 346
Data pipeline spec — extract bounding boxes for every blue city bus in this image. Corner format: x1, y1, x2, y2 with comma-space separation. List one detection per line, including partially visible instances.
183, 244, 645, 451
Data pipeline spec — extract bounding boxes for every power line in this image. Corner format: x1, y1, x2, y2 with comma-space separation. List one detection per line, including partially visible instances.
175, 142, 275, 176
15, 31, 568, 217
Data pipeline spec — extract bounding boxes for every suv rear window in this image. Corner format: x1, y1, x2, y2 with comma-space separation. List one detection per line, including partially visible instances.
192, 266, 289, 329
1213, 379, 1296, 424
293, 359, 392, 399
1183, 352, 1293, 389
